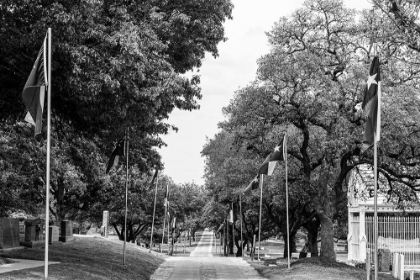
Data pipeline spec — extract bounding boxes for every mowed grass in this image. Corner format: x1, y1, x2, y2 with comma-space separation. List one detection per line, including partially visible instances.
248, 257, 396, 280
0, 236, 165, 280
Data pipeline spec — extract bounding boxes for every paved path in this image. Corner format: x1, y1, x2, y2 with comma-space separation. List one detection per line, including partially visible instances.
151, 229, 266, 280
0, 259, 59, 274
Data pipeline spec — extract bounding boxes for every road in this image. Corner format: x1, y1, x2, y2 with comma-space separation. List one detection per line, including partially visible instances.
151, 229, 266, 280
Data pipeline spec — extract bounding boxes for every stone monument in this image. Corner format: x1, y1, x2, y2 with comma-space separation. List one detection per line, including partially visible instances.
22, 219, 43, 248
0, 219, 20, 249
102, 211, 109, 238
59, 220, 74, 242
49, 226, 59, 244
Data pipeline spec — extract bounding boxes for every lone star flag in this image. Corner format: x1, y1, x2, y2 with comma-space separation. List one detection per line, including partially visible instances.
22, 34, 48, 136
243, 175, 259, 196
258, 138, 285, 175
362, 56, 381, 151
106, 140, 125, 174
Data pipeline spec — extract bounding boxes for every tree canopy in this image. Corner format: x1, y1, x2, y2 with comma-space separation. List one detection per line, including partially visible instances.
0, 0, 233, 231
202, 0, 420, 260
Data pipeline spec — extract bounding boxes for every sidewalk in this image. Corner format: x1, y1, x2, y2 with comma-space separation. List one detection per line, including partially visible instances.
150, 229, 267, 280
0, 258, 59, 274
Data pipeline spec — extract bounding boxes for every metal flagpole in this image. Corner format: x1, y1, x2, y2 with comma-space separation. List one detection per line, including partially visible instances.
161, 183, 168, 253
284, 134, 291, 269
373, 56, 380, 280
123, 131, 129, 265
240, 193, 243, 257
232, 202, 235, 256
167, 204, 170, 255
149, 170, 159, 253
226, 217, 229, 256
374, 136, 378, 280
372, 15, 379, 278
44, 27, 52, 280
258, 174, 263, 260
161, 204, 166, 253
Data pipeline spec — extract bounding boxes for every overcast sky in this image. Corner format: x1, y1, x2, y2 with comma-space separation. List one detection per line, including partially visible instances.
159, 0, 372, 186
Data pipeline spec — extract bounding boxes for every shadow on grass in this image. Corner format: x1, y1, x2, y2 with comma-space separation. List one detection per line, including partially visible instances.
0, 237, 165, 280
248, 256, 396, 280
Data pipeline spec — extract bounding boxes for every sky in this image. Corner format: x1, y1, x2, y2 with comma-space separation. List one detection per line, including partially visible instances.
159, 0, 373, 186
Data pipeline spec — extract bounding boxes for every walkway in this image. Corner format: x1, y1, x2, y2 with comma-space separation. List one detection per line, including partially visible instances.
0, 258, 59, 274
151, 229, 266, 280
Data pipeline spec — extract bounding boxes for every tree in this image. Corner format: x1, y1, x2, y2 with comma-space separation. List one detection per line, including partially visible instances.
0, 0, 233, 228
0, 123, 45, 217
215, 0, 420, 261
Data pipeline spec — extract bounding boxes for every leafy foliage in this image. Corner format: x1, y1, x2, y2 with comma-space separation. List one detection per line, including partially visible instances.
203, 0, 420, 260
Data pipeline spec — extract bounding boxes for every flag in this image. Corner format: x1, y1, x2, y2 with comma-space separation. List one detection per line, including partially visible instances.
172, 217, 176, 228
106, 140, 125, 174
361, 56, 381, 151
229, 209, 233, 223
22, 34, 48, 136
258, 138, 284, 175
243, 175, 259, 196
164, 183, 169, 207
150, 168, 159, 185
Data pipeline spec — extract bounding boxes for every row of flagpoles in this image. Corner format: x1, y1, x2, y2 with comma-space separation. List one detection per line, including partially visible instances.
241, 134, 291, 268
21, 27, 381, 279
235, 54, 380, 276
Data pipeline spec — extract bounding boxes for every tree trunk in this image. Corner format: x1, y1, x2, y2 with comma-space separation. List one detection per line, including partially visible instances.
303, 216, 320, 257
319, 212, 336, 260
282, 231, 297, 258
307, 227, 319, 257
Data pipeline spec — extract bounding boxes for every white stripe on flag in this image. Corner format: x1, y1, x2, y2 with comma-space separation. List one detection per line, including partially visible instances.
24, 112, 35, 125
43, 35, 48, 86
268, 161, 277, 176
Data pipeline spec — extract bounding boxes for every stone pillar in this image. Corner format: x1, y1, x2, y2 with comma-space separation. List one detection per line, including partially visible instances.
49, 226, 59, 244
378, 249, 391, 272
359, 209, 367, 261
59, 220, 74, 242
2, 219, 20, 248
102, 211, 109, 238
347, 212, 353, 261
22, 219, 43, 248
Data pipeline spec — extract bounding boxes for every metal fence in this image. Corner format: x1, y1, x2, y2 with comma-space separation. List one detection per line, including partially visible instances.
366, 215, 420, 265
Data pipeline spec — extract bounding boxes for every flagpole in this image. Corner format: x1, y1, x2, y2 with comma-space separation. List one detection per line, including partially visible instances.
167, 203, 170, 255
374, 136, 378, 280
161, 204, 166, 253
285, 135, 291, 269
258, 174, 263, 260
149, 171, 159, 253
226, 214, 229, 256
123, 130, 129, 265
232, 202, 235, 256
44, 27, 52, 280
240, 193, 243, 258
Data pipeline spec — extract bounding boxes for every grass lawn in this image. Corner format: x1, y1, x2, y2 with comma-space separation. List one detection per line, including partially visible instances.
247, 257, 396, 280
0, 236, 165, 280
